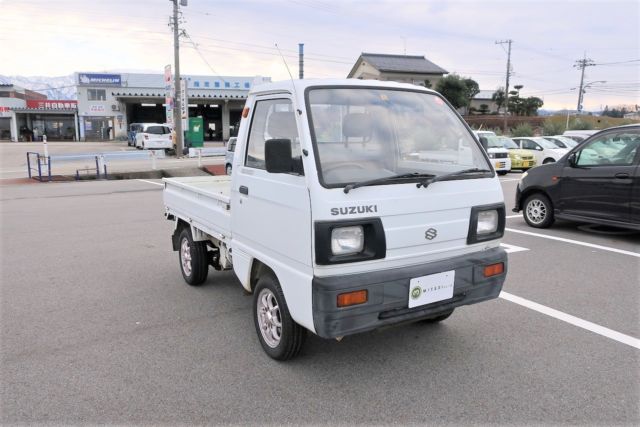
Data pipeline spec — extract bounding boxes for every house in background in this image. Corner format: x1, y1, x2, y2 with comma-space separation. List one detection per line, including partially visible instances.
347, 53, 448, 88
469, 90, 499, 114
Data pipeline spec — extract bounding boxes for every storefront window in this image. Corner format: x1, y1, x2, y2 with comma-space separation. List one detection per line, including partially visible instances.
88, 89, 106, 101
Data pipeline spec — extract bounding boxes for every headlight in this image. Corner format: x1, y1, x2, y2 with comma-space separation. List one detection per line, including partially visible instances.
331, 226, 364, 255
488, 153, 496, 159
513, 154, 521, 160
477, 210, 498, 234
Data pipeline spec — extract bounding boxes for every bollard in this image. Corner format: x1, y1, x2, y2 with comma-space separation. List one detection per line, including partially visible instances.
43, 135, 48, 159
197, 148, 202, 168
98, 154, 106, 178
151, 150, 157, 170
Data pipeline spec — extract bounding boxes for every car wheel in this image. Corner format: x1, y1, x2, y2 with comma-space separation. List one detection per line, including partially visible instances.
253, 273, 306, 360
543, 158, 555, 164
178, 227, 209, 286
421, 309, 454, 323
226, 164, 232, 175
523, 193, 555, 228
497, 171, 508, 175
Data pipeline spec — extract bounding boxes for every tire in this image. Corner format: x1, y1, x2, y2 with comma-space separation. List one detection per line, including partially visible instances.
421, 309, 454, 323
543, 158, 555, 164
253, 274, 306, 360
497, 170, 508, 176
178, 227, 209, 286
523, 193, 555, 228
226, 164, 232, 175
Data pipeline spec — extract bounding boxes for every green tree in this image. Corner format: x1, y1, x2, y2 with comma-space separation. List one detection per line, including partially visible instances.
511, 123, 534, 137
492, 88, 506, 113
463, 78, 480, 112
523, 97, 544, 116
542, 119, 564, 135
435, 74, 478, 110
423, 79, 432, 89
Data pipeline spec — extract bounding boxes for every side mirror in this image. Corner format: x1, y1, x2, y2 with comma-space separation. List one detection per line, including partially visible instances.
265, 139, 293, 173
568, 152, 577, 167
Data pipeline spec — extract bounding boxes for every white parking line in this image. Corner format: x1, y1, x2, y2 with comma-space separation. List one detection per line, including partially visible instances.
505, 227, 640, 258
499, 178, 521, 182
500, 291, 640, 350
505, 214, 521, 219
137, 179, 163, 187
500, 243, 529, 253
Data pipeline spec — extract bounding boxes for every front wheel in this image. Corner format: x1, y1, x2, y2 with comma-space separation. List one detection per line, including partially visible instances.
497, 170, 508, 176
226, 164, 232, 175
178, 227, 209, 286
543, 158, 555, 164
253, 274, 306, 360
523, 193, 555, 228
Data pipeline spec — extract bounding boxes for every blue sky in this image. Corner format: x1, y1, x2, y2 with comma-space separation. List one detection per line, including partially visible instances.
2, 0, 639, 110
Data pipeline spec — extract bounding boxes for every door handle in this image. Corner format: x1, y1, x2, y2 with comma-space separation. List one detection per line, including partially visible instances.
239, 185, 249, 195
614, 173, 630, 179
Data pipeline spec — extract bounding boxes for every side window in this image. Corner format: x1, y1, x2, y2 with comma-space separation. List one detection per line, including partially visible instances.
577, 131, 640, 166
245, 99, 300, 170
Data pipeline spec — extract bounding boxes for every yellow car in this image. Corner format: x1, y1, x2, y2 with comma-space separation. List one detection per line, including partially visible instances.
487, 135, 537, 170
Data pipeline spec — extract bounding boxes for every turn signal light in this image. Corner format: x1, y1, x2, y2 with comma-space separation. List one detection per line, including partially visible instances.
337, 290, 368, 307
483, 262, 504, 277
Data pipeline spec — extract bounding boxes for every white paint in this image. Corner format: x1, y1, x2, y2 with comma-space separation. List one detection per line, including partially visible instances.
137, 179, 163, 187
500, 291, 640, 350
505, 227, 640, 258
499, 178, 521, 182
500, 243, 529, 253
505, 214, 521, 219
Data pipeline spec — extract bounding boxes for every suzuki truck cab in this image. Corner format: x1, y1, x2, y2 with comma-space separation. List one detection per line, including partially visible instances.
163, 79, 508, 360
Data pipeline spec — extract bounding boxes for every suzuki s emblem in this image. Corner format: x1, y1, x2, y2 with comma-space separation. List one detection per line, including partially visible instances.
425, 228, 438, 240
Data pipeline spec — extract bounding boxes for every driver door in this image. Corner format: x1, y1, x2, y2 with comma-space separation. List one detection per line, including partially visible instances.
558, 129, 640, 222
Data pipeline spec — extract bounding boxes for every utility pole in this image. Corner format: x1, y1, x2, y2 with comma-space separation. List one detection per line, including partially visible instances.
171, 0, 185, 156
298, 43, 304, 79
574, 53, 595, 114
495, 39, 513, 133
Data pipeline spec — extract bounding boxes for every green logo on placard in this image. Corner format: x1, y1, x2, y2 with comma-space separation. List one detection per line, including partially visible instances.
411, 286, 422, 300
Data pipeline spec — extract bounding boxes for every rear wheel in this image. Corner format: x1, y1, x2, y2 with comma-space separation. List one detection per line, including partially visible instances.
178, 227, 209, 286
543, 158, 555, 164
497, 170, 508, 175
253, 274, 306, 360
523, 193, 555, 228
226, 164, 232, 175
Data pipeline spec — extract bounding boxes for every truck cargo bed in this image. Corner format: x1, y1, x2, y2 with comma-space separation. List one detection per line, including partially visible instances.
163, 176, 232, 241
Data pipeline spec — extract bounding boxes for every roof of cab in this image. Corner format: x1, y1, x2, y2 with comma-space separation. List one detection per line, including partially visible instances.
248, 78, 437, 96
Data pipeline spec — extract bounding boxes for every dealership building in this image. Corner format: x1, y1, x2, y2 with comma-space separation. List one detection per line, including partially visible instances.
75, 72, 270, 141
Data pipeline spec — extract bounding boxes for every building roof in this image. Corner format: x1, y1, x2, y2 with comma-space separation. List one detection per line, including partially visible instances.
349, 53, 448, 76
473, 90, 496, 100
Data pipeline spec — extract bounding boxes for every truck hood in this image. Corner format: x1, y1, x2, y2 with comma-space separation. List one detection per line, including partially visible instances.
310, 177, 504, 276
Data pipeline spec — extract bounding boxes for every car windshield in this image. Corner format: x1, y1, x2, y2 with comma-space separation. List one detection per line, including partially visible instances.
307, 88, 490, 187
487, 136, 517, 149
534, 138, 561, 149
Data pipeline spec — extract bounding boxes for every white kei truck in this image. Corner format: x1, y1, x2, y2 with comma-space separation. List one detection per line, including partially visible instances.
163, 79, 508, 360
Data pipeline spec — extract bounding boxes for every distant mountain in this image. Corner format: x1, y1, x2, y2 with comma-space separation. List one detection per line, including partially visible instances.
0, 74, 76, 100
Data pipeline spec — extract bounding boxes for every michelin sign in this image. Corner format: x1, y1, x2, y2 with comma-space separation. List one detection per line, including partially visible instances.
78, 73, 121, 86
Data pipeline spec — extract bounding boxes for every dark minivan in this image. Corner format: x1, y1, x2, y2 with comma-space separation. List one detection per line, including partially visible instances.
514, 124, 640, 230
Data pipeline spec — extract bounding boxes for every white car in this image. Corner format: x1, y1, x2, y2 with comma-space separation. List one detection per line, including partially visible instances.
512, 137, 568, 164
135, 123, 172, 150
474, 131, 512, 175
544, 135, 579, 149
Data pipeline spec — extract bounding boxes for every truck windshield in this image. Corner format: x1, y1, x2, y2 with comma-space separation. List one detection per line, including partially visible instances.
307, 88, 490, 188
488, 136, 518, 149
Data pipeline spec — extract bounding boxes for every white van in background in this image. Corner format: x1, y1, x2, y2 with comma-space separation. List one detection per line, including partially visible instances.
473, 131, 512, 175
135, 123, 173, 151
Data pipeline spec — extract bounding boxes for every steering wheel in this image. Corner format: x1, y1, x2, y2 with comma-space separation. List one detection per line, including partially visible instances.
323, 162, 368, 173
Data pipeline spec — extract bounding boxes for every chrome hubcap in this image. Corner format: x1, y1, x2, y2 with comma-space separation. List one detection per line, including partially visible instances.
257, 289, 282, 348
180, 238, 192, 276
526, 199, 547, 224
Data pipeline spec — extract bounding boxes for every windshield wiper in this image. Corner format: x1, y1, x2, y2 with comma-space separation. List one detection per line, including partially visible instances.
343, 172, 436, 194
416, 168, 492, 189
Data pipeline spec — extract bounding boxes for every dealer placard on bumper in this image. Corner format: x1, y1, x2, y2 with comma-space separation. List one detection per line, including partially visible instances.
408, 270, 455, 308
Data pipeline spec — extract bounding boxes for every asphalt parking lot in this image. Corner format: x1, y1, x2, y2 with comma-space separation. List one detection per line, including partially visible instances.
1, 176, 638, 425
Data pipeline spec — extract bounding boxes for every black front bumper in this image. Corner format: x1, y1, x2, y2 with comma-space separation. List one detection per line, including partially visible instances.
312, 247, 507, 339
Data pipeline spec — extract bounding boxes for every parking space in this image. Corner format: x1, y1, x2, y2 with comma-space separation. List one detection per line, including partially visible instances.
1, 177, 638, 424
